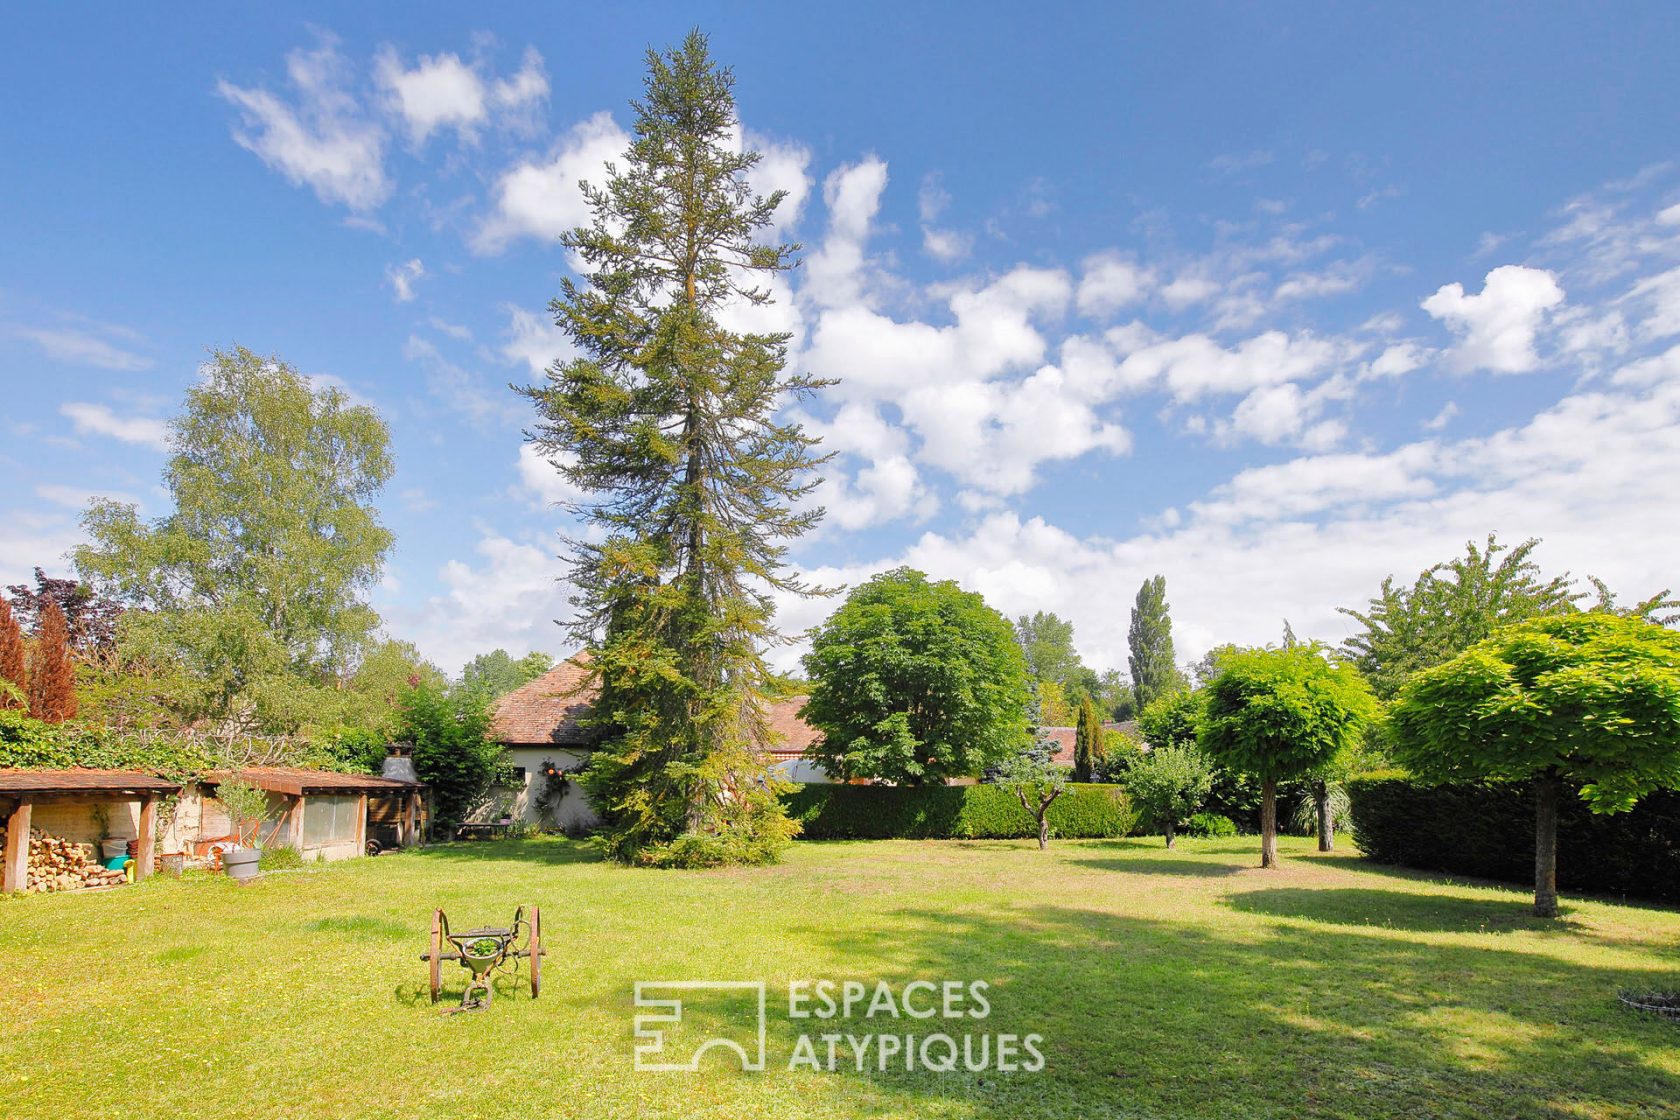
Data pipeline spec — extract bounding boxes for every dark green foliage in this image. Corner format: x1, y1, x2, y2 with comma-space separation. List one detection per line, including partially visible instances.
317, 726, 388, 775
1072, 693, 1105, 782
0, 710, 213, 775
1125, 744, 1215, 845
398, 684, 509, 835
1128, 575, 1181, 710
1339, 535, 1579, 700
803, 567, 1030, 784
782, 782, 1137, 841
1184, 812, 1238, 838
522, 32, 821, 867
1347, 775, 1680, 905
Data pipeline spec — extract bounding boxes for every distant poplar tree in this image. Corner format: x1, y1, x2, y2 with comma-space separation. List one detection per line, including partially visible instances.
521, 31, 829, 866
28, 599, 77, 723
0, 599, 26, 710
1128, 575, 1180, 710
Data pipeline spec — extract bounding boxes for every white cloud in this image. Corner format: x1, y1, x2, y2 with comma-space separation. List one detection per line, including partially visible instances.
12, 326, 153, 371
747, 134, 812, 239
386, 258, 424, 302
516, 443, 585, 509
395, 533, 573, 673
1076, 254, 1151, 317
502, 305, 574, 376
1422, 265, 1565, 373
35, 483, 141, 511
217, 37, 390, 211
1110, 329, 1349, 403
375, 49, 486, 144
1423, 402, 1459, 430
474, 111, 629, 252
492, 48, 550, 115
59, 402, 169, 449
922, 227, 972, 262
804, 156, 890, 310
403, 335, 519, 429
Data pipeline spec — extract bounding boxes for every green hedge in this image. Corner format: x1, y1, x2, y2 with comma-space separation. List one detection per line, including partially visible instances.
782, 782, 1137, 841
1346, 775, 1680, 905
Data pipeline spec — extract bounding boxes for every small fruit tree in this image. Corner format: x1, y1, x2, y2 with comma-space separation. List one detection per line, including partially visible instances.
1199, 645, 1377, 868
1390, 612, 1680, 917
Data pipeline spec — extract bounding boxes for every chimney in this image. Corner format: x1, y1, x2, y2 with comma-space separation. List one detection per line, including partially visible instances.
382, 742, 419, 784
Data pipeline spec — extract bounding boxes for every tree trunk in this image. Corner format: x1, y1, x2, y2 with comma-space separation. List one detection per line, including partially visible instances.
1534, 771, 1561, 918
1037, 814, 1050, 851
1313, 779, 1333, 852
1164, 820, 1175, 849
1260, 777, 1278, 868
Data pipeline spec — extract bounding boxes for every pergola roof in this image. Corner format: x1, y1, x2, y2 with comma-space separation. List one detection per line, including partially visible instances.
203, 767, 422, 797
0, 769, 183, 798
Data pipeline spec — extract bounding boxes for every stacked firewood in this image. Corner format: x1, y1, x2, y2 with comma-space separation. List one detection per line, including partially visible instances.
0, 823, 129, 892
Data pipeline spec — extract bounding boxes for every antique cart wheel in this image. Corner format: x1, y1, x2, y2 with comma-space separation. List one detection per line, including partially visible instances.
529, 906, 542, 999
428, 909, 443, 1004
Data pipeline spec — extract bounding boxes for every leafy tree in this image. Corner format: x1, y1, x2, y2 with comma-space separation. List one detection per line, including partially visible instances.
1073, 693, 1105, 782
0, 599, 25, 711
521, 33, 825, 866
1137, 689, 1202, 749
1338, 535, 1675, 701
1128, 575, 1183, 710
1037, 678, 1074, 725
1199, 645, 1378, 868
1015, 611, 1083, 683
1095, 668, 1136, 721
992, 693, 1066, 849
803, 568, 1029, 785
1126, 745, 1214, 847
74, 347, 393, 733
460, 649, 555, 698
6, 568, 124, 652
399, 682, 510, 836
1390, 612, 1680, 917
27, 598, 77, 723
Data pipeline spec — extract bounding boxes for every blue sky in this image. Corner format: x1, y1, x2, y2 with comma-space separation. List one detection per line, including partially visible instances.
5, 3, 1680, 676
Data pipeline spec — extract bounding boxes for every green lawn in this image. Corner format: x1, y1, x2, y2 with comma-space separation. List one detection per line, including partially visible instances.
3, 835, 1679, 1119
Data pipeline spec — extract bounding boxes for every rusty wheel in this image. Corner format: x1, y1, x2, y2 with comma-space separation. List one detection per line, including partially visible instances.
428, 909, 443, 1004
529, 906, 541, 1000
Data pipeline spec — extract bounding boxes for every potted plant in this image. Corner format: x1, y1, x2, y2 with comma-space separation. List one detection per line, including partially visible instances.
216, 778, 269, 884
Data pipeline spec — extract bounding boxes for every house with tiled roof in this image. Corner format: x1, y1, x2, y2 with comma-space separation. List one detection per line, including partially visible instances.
488, 652, 831, 830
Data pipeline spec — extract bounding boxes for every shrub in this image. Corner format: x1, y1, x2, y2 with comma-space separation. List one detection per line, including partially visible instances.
1184, 812, 1238, 838
1346, 775, 1680, 904
783, 783, 1137, 841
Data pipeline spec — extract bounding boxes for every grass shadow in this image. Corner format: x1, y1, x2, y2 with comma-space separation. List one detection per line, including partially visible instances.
1227, 886, 1583, 934
1071, 856, 1249, 877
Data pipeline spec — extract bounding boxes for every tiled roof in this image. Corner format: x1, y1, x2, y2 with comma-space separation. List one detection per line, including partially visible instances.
490, 653, 598, 746
491, 651, 821, 755
203, 767, 421, 796
0, 769, 183, 795
1046, 720, 1141, 766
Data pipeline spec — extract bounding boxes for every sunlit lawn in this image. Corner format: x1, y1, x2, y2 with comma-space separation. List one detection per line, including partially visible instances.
3, 834, 1679, 1119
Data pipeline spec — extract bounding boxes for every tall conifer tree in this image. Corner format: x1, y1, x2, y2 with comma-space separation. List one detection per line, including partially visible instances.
521, 31, 828, 866
28, 598, 77, 723
0, 599, 26, 710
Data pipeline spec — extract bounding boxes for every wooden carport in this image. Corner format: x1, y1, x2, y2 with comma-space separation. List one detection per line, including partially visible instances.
0, 769, 184, 893
202, 767, 424, 857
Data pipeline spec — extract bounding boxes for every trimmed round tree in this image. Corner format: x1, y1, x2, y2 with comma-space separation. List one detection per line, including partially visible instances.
1199, 645, 1377, 867
1390, 612, 1680, 917
802, 567, 1029, 785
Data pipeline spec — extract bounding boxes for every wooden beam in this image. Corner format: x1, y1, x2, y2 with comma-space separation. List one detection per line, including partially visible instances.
290, 795, 306, 852
3, 797, 31, 893
135, 795, 157, 881
403, 792, 419, 847
355, 792, 368, 857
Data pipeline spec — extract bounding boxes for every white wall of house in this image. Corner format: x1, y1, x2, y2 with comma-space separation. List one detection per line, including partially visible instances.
771, 757, 831, 784
494, 747, 600, 833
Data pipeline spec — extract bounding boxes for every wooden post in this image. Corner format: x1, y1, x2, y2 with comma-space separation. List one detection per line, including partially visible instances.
135, 795, 157, 881
290, 796, 307, 852
356, 792, 368, 856
403, 791, 418, 847
3, 797, 32, 893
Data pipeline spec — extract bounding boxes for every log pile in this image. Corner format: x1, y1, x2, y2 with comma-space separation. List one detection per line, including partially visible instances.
0, 822, 129, 892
